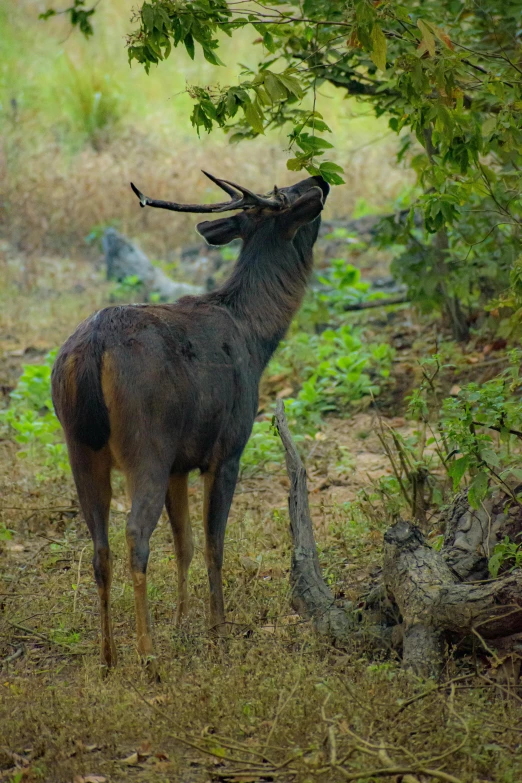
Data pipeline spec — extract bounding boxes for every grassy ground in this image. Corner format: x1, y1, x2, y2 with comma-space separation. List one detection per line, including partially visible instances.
1, 249, 522, 783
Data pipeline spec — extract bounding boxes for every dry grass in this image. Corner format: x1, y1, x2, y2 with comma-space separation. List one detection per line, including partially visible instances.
0, 126, 410, 261
2, 457, 522, 783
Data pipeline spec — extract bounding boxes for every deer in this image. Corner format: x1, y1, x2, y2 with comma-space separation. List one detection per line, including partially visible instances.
51, 171, 329, 675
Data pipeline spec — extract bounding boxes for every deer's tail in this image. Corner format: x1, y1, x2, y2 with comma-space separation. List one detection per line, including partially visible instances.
52, 319, 110, 452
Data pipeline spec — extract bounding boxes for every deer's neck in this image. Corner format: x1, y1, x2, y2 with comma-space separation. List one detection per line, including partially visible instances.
210, 226, 315, 368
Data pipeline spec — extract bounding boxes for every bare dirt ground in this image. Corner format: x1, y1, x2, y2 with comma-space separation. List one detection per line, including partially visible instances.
1, 249, 521, 783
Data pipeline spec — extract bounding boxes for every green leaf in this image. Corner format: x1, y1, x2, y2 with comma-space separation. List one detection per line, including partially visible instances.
156, 6, 171, 31
468, 471, 489, 510
429, 23, 453, 49
448, 455, 470, 490
286, 157, 306, 172
184, 33, 195, 60
243, 101, 264, 134
482, 117, 496, 136
480, 448, 500, 468
253, 84, 271, 106
417, 19, 435, 57
264, 72, 287, 102
488, 551, 503, 578
304, 115, 331, 133
276, 72, 303, 98
370, 24, 387, 71
318, 161, 345, 184
262, 31, 276, 53
318, 161, 344, 174
141, 3, 154, 33
203, 46, 225, 66
295, 133, 333, 154
191, 104, 212, 134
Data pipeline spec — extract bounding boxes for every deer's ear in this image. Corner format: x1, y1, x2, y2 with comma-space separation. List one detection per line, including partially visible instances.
196, 215, 242, 246
280, 187, 324, 240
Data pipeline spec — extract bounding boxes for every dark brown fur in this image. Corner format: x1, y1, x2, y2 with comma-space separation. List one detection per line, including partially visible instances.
51, 175, 329, 672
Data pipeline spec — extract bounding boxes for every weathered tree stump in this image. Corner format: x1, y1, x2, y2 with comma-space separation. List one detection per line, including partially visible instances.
383, 519, 522, 676
441, 488, 522, 581
274, 400, 355, 641
275, 402, 522, 678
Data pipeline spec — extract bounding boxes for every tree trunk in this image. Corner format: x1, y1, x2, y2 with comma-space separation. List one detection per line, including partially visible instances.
423, 128, 470, 342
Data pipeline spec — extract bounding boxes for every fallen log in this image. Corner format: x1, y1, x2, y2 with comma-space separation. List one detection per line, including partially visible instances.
103, 228, 202, 301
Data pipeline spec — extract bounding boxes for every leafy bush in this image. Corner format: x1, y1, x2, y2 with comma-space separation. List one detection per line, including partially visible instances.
109, 274, 144, 302
0, 351, 69, 475
240, 419, 286, 477
373, 350, 522, 521
442, 350, 522, 508
489, 535, 522, 579
315, 259, 386, 314
57, 55, 126, 148
0, 523, 13, 542
274, 323, 393, 429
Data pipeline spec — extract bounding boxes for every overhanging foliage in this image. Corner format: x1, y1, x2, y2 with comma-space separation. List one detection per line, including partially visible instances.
42, 0, 522, 335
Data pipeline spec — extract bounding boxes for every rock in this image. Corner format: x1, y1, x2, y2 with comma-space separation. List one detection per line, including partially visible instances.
103, 228, 203, 302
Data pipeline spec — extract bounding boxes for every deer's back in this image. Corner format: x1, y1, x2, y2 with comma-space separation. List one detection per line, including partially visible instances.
52, 300, 260, 473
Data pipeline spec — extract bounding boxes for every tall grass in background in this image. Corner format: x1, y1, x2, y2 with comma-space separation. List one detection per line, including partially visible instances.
0, 0, 412, 261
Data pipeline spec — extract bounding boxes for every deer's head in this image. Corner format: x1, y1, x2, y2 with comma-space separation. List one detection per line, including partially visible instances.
130, 172, 329, 249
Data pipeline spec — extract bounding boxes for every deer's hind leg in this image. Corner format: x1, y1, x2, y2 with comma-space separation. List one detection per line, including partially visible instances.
165, 474, 194, 626
68, 442, 115, 669
125, 467, 170, 679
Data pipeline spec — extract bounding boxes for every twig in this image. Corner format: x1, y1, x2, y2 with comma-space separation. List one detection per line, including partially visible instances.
333, 766, 463, 783
423, 684, 470, 766
378, 744, 419, 783
1, 505, 76, 512
126, 679, 291, 772
375, 422, 412, 506
394, 673, 474, 715
6, 621, 79, 650
472, 421, 522, 439
265, 681, 300, 750
478, 673, 522, 705
0, 646, 24, 667
471, 626, 502, 664
73, 545, 87, 614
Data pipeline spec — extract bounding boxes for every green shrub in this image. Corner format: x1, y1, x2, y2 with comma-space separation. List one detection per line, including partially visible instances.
274, 324, 393, 429
56, 55, 126, 147
489, 536, 522, 578
442, 350, 522, 508
0, 350, 69, 475
240, 419, 286, 477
